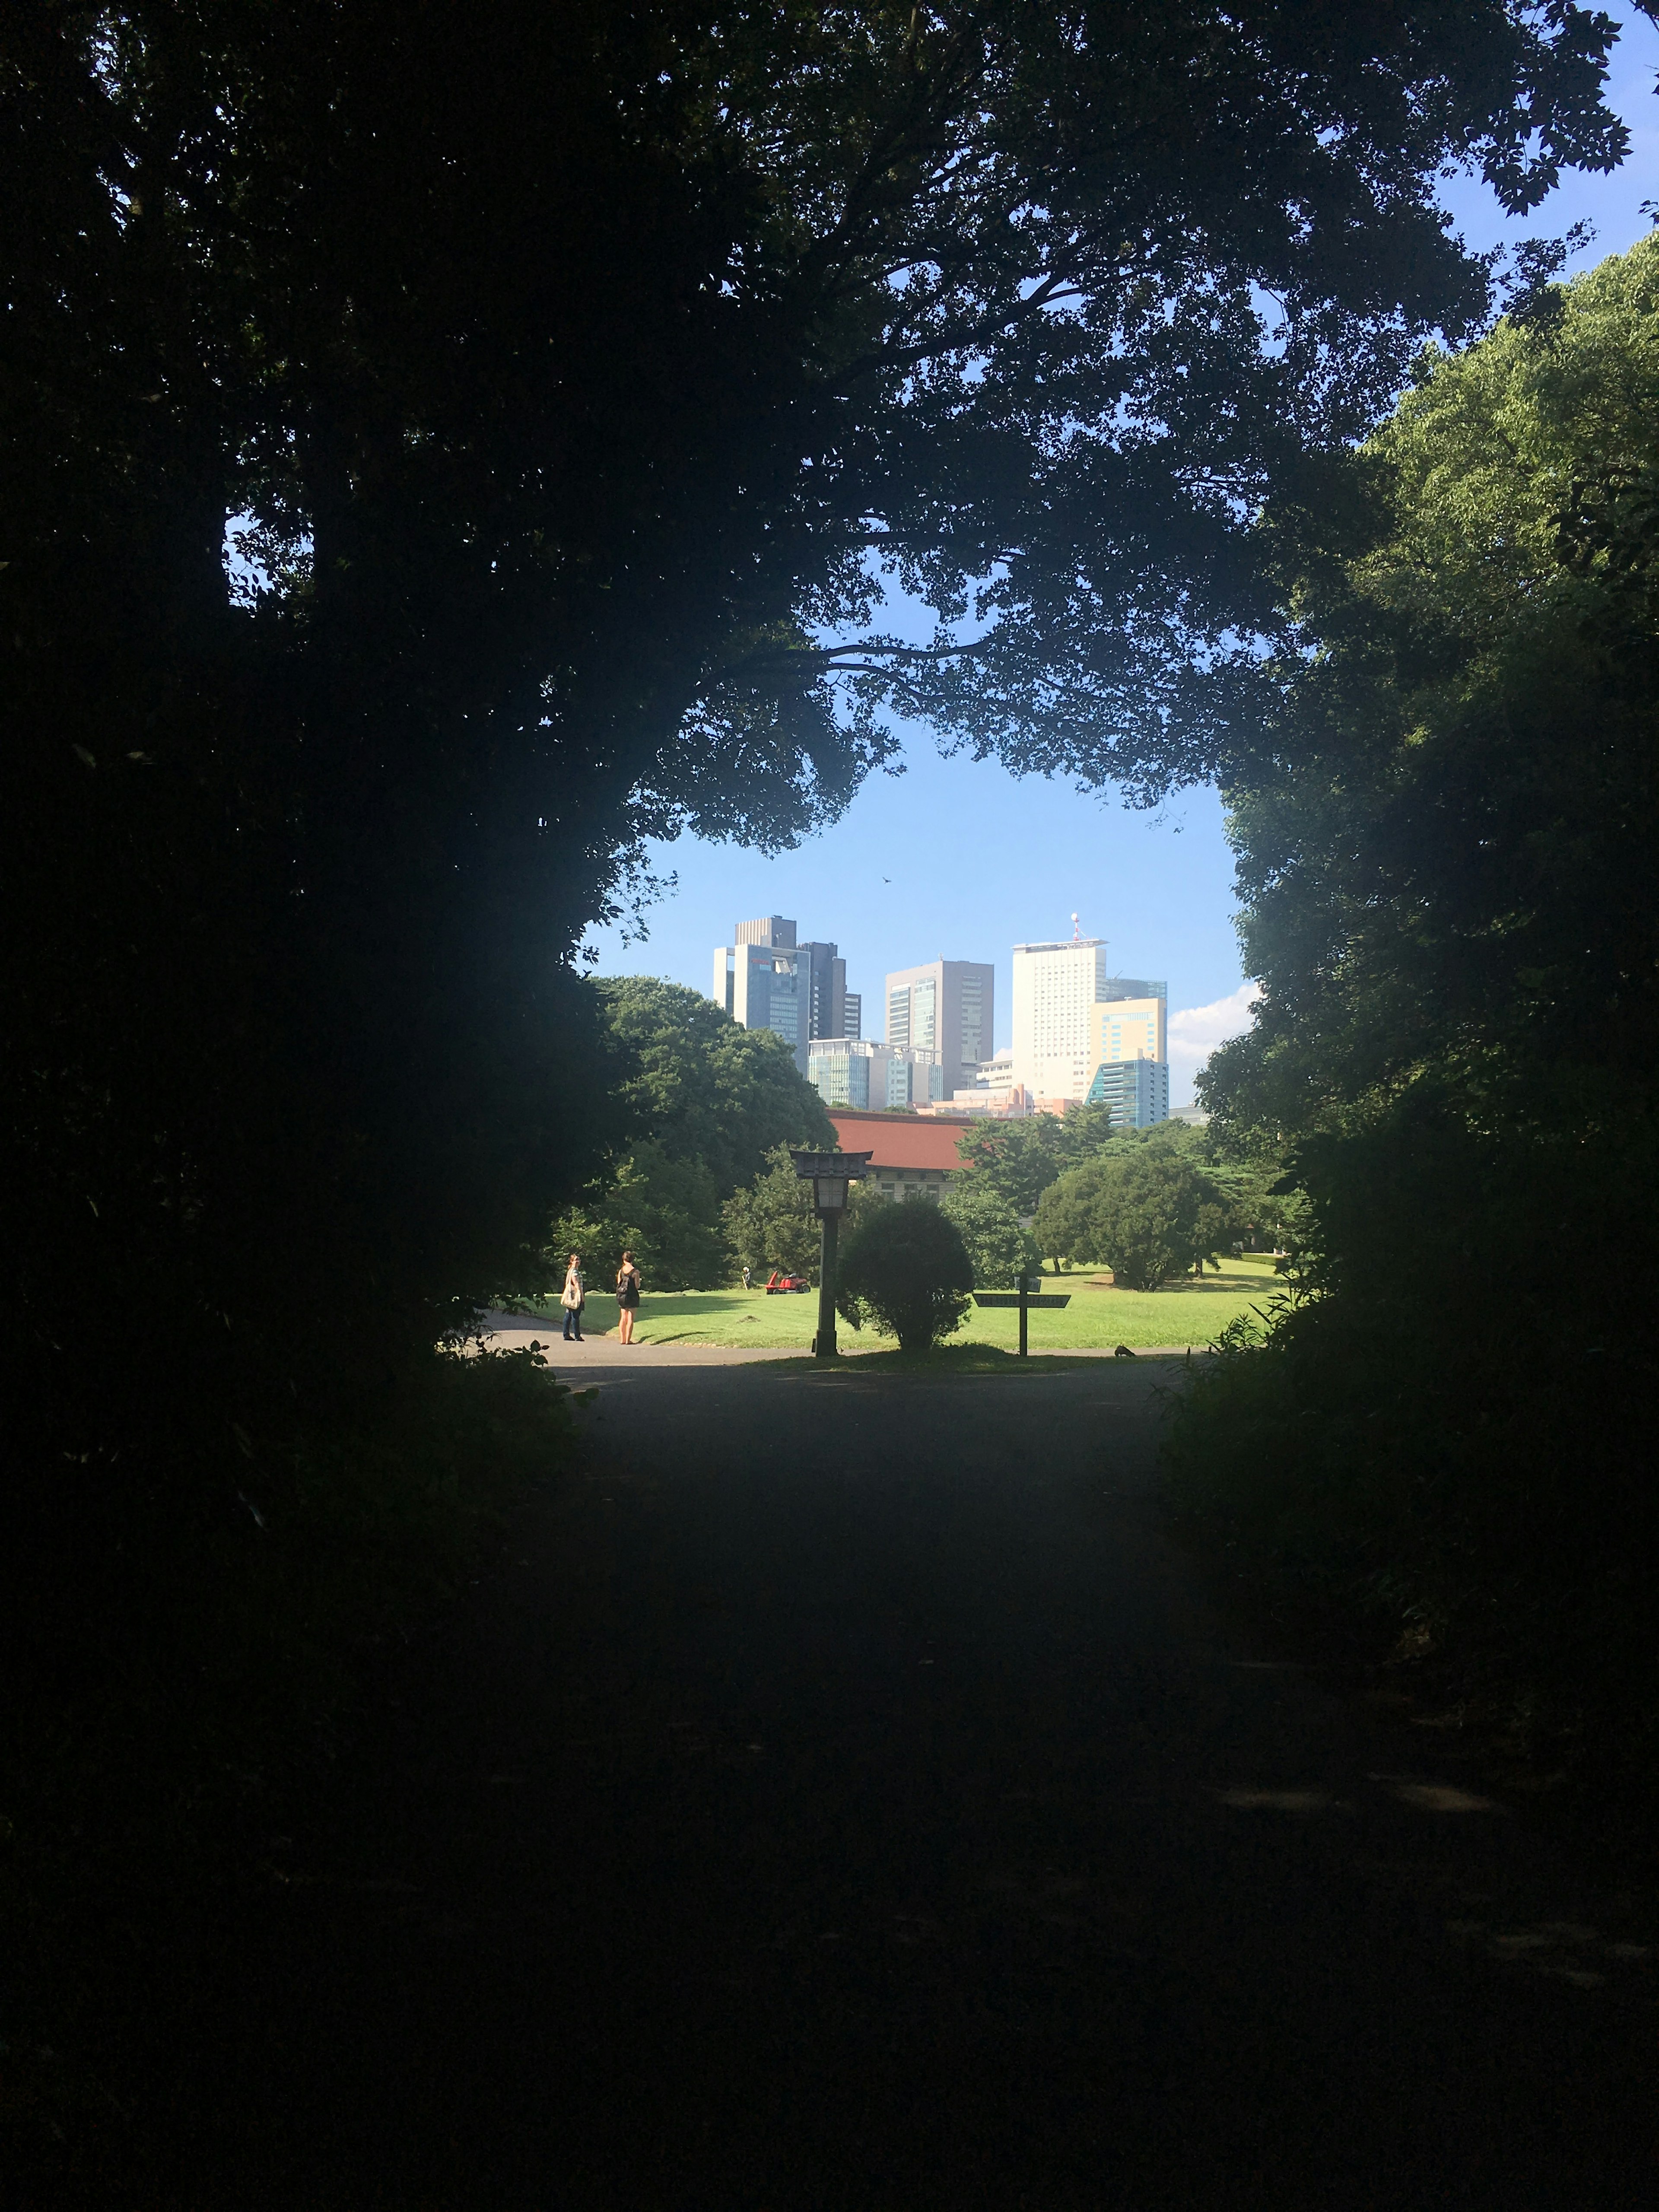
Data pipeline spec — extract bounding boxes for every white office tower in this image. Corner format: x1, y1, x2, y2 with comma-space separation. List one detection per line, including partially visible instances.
1011, 937, 1169, 1109
884, 960, 994, 1097
1011, 937, 1111, 1100
712, 916, 849, 1071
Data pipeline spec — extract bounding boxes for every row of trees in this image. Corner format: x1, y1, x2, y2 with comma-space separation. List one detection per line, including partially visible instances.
963, 1114, 1305, 1290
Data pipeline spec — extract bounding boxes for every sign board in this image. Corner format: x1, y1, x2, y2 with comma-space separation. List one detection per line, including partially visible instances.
971, 1293, 1071, 1309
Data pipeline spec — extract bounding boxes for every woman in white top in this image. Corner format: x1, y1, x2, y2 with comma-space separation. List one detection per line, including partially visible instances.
559, 1254, 585, 1342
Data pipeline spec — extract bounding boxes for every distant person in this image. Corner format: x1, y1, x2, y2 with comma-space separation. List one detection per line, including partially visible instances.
616, 1251, 642, 1344
742, 1265, 752, 1292
560, 1253, 585, 1342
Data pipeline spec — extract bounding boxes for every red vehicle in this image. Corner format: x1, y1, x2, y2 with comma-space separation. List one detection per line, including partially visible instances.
765, 1270, 812, 1294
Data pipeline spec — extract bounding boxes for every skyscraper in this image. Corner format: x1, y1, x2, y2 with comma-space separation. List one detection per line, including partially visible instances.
712, 916, 850, 1071
1011, 936, 1167, 1107
883, 960, 994, 1098
1085, 1057, 1170, 1128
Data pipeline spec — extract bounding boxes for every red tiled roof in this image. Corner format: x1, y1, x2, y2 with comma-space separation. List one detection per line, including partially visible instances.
828, 1112, 976, 1174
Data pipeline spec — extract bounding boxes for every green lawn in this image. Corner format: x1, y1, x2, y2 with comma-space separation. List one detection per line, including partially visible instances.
514, 1255, 1287, 1352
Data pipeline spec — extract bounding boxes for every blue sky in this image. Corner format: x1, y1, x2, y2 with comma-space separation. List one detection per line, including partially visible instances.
585, 5, 1659, 1103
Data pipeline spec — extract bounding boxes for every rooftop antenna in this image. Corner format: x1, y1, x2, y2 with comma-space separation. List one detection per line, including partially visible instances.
1071, 912, 1080, 942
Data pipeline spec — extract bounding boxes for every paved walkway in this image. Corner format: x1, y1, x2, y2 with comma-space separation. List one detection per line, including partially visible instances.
478, 1309, 1197, 1363
116, 1360, 1659, 2206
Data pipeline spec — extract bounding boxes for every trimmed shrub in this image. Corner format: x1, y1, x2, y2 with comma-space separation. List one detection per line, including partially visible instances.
836, 1201, 973, 1354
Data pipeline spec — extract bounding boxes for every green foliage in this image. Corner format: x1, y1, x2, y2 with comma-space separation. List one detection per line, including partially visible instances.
939, 1179, 1041, 1288
553, 1141, 727, 1293
559, 983, 833, 1289
596, 979, 833, 1196
1206, 236, 1659, 1140
836, 1202, 974, 1354
721, 1145, 823, 1284
954, 1103, 1122, 1216
1034, 1142, 1237, 1289
1173, 239, 1659, 1769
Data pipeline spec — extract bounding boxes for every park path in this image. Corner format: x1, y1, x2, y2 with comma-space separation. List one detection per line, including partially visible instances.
127, 1362, 1656, 2207
477, 1309, 1198, 1361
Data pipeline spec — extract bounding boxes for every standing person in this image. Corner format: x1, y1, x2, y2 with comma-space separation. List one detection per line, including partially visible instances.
560, 1253, 585, 1342
741, 1265, 752, 1292
615, 1251, 642, 1345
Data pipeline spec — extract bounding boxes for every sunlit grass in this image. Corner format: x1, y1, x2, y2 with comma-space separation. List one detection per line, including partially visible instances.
513, 1255, 1286, 1351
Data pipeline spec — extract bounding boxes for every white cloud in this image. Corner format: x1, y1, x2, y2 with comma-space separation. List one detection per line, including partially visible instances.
1168, 983, 1258, 1078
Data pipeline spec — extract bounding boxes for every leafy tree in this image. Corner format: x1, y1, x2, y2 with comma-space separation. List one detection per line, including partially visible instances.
553, 1141, 727, 1295
940, 1180, 1040, 1288
837, 1202, 975, 1355
556, 983, 832, 1289
596, 979, 833, 1198
1204, 235, 1659, 1147
721, 1146, 824, 1285
1034, 1147, 1236, 1289
955, 1103, 1122, 1216
1170, 236, 1659, 1759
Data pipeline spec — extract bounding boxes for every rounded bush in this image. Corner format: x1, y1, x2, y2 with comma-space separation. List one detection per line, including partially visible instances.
835, 1201, 973, 1354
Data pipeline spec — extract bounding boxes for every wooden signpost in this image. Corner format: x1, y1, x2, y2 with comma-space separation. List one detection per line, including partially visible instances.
971, 1272, 1070, 1357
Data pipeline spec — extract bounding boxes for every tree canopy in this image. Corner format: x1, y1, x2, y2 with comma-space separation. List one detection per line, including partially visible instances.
3, 0, 1634, 1476
939, 1179, 1041, 1288
1170, 235, 1659, 1764
555, 981, 832, 1287
1034, 1144, 1238, 1288
1204, 233, 1659, 1142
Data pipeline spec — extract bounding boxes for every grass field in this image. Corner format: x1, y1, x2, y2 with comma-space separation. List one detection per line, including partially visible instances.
514, 1255, 1287, 1352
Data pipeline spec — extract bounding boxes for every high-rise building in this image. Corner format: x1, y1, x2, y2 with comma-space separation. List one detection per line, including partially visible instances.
1010, 936, 1110, 1100
1011, 936, 1168, 1106
1088, 987, 1167, 1071
1085, 1056, 1170, 1128
716, 907, 858, 1062
712, 916, 852, 1070
805, 1039, 944, 1110
884, 960, 994, 1097
841, 991, 862, 1040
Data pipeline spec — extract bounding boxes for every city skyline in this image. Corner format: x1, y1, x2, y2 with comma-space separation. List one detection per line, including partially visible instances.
593, 731, 1248, 1106
709, 908, 1187, 1126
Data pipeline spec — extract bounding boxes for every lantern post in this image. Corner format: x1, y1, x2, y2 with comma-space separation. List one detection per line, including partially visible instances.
788, 1150, 873, 1361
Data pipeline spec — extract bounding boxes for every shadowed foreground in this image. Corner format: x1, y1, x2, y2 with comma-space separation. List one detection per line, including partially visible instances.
93, 1363, 1657, 2206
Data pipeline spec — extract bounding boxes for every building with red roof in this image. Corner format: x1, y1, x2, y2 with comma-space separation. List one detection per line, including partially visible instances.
827, 1111, 977, 1204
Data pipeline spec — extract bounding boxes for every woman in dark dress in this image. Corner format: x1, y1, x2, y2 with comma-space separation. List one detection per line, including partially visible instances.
615, 1251, 642, 1345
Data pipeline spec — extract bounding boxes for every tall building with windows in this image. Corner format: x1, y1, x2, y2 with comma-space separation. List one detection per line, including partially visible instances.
712, 916, 852, 1071
1010, 936, 1110, 1100
805, 1039, 944, 1110
1011, 936, 1169, 1109
884, 960, 994, 1098
1087, 986, 1167, 1072
1085, 1056, 1170, 1128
